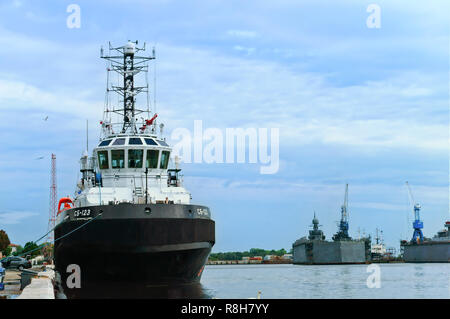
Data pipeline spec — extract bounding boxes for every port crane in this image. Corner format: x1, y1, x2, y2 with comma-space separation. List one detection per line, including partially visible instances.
332, 184, 351, 241
405, 181, 424, 244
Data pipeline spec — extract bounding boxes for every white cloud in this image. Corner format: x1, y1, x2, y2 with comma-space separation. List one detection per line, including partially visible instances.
154, 44, 447, 152
352, 202, 408, 211
283, 118, 448, 151
233, 45, 255, 55
12, 0, 22, 8
227, 29, 259, 39
0, 26, 60, 53
0, 211, 39, 225
0, 78, 102, 118
1, 39, 445, 155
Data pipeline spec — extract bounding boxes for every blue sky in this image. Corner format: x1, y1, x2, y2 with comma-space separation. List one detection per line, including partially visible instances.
0, 0, 448, 253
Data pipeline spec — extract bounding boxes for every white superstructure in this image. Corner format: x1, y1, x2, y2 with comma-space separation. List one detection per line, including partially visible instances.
371, 228, 386, 255
72, 41, 191, 208
74, 135, 190, 207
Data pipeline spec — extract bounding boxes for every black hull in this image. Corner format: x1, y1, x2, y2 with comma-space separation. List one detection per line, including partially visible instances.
54, 203, 215, 298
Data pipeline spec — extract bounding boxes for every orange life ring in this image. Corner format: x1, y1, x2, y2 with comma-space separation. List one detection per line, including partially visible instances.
57, 197, 73, 215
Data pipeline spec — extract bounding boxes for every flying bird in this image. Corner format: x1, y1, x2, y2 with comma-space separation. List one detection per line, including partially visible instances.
35, 156, 45, 160
43, 116, 48, 121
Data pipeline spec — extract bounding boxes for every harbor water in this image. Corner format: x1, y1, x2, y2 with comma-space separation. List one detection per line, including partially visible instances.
200, 264, 449, 299
54, 263, 449, 298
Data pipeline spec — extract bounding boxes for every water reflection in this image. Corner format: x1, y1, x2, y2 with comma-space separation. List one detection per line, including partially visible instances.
414, 265, 424, 277
62, 282, 212, 299
339, 266, 351, 291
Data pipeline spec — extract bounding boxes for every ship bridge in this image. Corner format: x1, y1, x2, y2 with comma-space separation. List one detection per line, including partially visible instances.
95, 135, 171, 175
73, 41, 191, 208
75, 135, 190, 207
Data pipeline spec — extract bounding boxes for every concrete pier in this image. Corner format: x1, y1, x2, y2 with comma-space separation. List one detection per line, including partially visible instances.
17, 268, 55, 299
0, 270, 21, 298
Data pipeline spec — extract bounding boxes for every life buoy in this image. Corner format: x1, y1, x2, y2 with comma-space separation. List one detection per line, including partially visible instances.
57, 197, 73, 215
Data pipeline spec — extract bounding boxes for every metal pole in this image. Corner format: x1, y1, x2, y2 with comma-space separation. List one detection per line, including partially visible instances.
145, 168, 148, 204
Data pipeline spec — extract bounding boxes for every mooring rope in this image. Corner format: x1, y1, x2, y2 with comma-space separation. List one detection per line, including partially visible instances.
0, 213, 103, 263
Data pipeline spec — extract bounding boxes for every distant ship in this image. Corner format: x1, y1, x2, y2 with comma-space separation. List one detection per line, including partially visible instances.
53, 41, 215, 297
370, 228, 386, 261
400, 182, 449, 263
292, 184, 371, 265
401, 221, 450, 263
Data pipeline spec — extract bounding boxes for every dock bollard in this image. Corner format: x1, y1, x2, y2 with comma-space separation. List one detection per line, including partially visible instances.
20, 269, 39, 290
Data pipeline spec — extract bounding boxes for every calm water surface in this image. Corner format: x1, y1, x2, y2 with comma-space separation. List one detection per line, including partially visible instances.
200, 263, 449, 299
61, 263, 449, 298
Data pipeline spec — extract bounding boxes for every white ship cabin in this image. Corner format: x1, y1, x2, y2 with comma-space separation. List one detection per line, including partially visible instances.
74, 135, 191, 207
371, 244, 386, 255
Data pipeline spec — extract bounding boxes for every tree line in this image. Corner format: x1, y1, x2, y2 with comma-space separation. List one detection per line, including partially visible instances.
208, 248, 292, 261
0, 229, 45, 259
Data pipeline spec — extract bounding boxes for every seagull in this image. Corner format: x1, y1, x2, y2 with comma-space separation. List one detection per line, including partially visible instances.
35, 156, 45, 160
43, 116, 48, 121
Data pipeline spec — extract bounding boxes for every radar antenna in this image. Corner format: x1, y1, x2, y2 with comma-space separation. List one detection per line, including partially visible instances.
100, 41, 155, 136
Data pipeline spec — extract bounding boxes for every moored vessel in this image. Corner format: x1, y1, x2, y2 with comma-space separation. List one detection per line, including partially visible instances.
292, 184, 371, 264
370, 228, 386, 261
53, 41, 215, 297
400, 182, 449, 263
401, 221, 450, 263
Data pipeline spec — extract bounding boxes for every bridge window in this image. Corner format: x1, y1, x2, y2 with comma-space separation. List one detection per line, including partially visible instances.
128, 149, 143, 168
129, 138, 143, 145
146, 150, 159, 169
144, 138, 157, 146
97, 151, 109, 169
111, 150, 125, 168
113, 138, 126, 145
98, 139, 112, 147
160, 151, 170, 169
157, 140, 169, 147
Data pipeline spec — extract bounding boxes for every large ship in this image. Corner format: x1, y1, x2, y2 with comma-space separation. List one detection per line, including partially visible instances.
401, 221, 450, 263
400, 182, 449, 263
53, 41, 215, 297
370, 228, 386, 261
292, 184, 371, 265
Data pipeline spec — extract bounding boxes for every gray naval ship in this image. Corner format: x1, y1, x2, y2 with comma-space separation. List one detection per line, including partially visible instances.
400, 182, 449, 263
401, 222, 450, 263
292, 184, 371, 264
53, 41, 215, 298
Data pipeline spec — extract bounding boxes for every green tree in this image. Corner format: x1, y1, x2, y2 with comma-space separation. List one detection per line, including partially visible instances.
249, 248, 266, 257
4, 246, 12, 256
42, 243, 54, 260
0, 230, 10, 255
22, 241, 40, 258
12, 245, 23, 256
209, 248, 290, 261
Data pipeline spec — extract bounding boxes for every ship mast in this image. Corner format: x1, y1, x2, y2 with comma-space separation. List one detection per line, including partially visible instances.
100, 41, 156, 136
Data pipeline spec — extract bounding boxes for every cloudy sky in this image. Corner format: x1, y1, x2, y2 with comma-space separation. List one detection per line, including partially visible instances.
0, 0, 448, 252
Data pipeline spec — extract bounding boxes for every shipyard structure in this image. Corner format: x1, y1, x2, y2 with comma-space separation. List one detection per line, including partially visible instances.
400, 182, 449, 263
401, 221, 450, 263
292, 185, 371, 265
